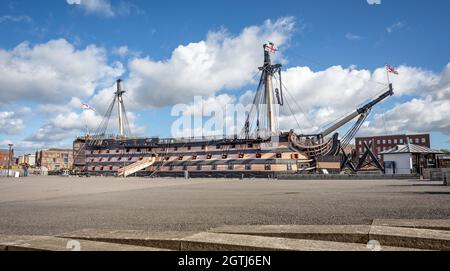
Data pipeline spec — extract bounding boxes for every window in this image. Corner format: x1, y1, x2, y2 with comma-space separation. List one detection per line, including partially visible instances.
165, 157, 170, 161
382, 140, 386, 144
201, 145, 206, 150
238, 153, 244, 159
399, 139, 404, 144
276, 153, 282, 158
206, 154, 212, 159
126, 149, 130, 153
116, 150, 120, 153
128, 157, 132, 161
148, 148, 152, 152
183, 165, 188, 170
415, 138, 419, 144
359, 141, 362, 145
394, 139, 398, 144
108, 157, 112, 162
118, 157, 122, 161
99, 157, 103, 162
136, 148, 141, 152
174, 147, 178, 151
359, 148, 362, 153
216, 145, 221, 149
109, 166, 113, 171
265, 164, 271, 171
222, 154, 228, 159
287, 164, 292, 171
197, 165, 202, 170
228, 164, 234, 170
212, 165, 217, 170
377, 140, 380, 144
410, 138, 413, 143
388, 140, 391, 144
422, 138, 426, 143
256, 153, 262, 159
231, 144, 236, 149
178, 156, 184, 161
248, 144, 253, 148
245, 164, 251, 170
192, 155, 197, 160
187, 146, 191, 151
169, 166, 174, 171
63, 154, 69, 164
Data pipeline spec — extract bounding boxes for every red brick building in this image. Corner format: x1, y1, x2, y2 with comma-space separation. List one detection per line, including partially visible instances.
0, 148, 14, 168
355, 134, 430, 160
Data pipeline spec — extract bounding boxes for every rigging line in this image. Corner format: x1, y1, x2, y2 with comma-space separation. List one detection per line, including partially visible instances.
288, 52, 388, 87
271, 70, 302, 132
283, 97, 304, 134
94, 95, 116, 137
274, 74, 315, 128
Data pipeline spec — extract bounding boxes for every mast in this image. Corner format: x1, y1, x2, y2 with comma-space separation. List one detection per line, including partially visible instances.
264, 46, 275, 135
261, 44, 282, 136
115, 79, 126, 138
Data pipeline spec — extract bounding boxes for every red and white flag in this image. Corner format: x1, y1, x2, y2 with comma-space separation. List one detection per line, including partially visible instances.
386, 64, 399, 75
265, 42, 278, 53
81, 103, 96, 112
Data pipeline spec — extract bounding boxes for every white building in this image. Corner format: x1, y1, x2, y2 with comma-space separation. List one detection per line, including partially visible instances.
381, 144, 442, 175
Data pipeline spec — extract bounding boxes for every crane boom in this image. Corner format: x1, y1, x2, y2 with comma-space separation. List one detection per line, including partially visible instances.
321, 84, 394, 137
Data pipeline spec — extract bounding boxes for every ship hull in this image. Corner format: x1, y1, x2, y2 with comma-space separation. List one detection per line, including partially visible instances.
73, 132, 341, 177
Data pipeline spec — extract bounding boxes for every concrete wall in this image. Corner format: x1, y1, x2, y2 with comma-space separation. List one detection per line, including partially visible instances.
383, 153, 412, 175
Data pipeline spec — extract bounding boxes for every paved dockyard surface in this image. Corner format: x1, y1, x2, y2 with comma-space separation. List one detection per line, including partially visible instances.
0, 176, 449, 236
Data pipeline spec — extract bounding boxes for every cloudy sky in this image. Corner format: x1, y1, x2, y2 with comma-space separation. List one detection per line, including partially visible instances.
0, 0, 449, 154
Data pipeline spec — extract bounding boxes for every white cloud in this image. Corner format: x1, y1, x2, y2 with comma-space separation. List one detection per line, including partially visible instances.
0, 107, 31, 135
0, 39, 124, 104
361, 63, 450, 136
345, 33, 361, 41
112, 46, 129, 57
117, 17, 296, 108
367, 0, 381, 5
387, 21, 406, 33
66, 0, 114, 17
0, 15, 32, 23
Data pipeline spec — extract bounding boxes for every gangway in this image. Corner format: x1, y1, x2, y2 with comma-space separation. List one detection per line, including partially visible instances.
117, 156, 157, 177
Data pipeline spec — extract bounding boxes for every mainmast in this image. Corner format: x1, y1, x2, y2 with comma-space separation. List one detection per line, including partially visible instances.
115, 79, 126, 138
260, 43, 282, 136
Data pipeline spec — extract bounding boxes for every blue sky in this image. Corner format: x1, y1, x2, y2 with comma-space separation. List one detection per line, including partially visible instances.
1, 0, 449, 154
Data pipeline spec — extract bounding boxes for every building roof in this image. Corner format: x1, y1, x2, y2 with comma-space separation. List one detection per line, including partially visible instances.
380, 144, 442, 155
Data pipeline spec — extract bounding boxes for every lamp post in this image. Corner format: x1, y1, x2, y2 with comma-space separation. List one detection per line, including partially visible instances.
8, 144, 13, 177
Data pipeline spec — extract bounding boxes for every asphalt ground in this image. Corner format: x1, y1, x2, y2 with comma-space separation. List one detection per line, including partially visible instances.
0, 176, 449, 236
